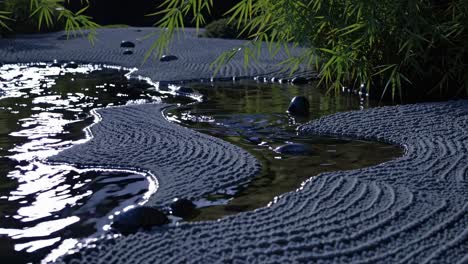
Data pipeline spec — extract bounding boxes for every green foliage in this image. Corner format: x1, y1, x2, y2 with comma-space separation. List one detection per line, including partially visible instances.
0, 10, 12, 31
154, 0, 468, 101
1, 0, 467, 100
1, 0, 40, 33
203, 18, 248, 39
0, 0, 99, 42
143, 0, 213, 61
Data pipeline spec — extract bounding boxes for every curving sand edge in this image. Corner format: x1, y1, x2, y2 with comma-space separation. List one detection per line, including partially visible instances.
55, 100, 468, 264
1, 28, 467, 263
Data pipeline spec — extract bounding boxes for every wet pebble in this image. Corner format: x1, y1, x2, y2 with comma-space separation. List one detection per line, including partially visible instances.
287, 96, 310, 116
64, 62, 78, 69
170, 198, 196, 218
160, 55, 178, 62
274, 143, 314, 155
123, 49, 133, 55
291, 77, 308, 84
112, 206, 169, 234
120, 41, 135, 48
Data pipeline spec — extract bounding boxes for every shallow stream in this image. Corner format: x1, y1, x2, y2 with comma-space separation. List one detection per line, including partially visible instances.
0, 64, 402, 262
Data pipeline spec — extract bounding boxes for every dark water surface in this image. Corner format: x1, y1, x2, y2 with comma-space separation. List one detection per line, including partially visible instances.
0, 64, 162, 263
165, 81, 403, 221
0, 64, 402, 263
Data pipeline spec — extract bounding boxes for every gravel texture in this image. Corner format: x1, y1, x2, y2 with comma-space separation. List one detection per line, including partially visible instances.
2, 28, 467, 263
0, 27, 311, 83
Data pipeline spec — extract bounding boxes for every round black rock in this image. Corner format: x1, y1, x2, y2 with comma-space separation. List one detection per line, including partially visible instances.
274, 143, 314, 155
120, 41, 135, 48
112, 206, 169, 234
291, 77, 308, 84
160, 55, 178, 62
123, 49, 133, 55
287, 96, 310, 116
64, 62, 78, 69
170, 198, 196, 218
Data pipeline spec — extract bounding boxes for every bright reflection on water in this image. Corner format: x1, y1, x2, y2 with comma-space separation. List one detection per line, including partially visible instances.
0, 63, 402, 263
0, 64, 162, 263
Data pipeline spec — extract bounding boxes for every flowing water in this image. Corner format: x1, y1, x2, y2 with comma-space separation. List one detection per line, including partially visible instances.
0, 64, 403, 263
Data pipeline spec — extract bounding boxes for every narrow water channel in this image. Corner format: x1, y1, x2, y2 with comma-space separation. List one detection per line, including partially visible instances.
165, 81, 403, 221
0, 64, 402, 263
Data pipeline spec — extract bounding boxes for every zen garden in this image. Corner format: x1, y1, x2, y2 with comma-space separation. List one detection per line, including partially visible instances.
0, 0, 467, 263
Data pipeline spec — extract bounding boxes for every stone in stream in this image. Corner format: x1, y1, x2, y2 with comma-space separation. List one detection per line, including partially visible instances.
274, 143, 314, 155
120, 41, 135, 48
112, 206, 169, 234
287, 96, 310, 116
160, 55, 178, 62
64, 61, 78, 69
123, 49, 134, 55
291, 77, 308, 84
170, 198, 196, 218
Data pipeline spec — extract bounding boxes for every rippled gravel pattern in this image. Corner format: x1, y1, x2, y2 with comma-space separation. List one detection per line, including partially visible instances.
0, 28, 311, 83
54, 100, 468, 263
50, 104, 261, 205
3, 28, 466, 263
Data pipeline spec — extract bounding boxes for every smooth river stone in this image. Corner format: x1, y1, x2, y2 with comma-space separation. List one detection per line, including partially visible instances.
120, 41, 135, 48
112, 206, 169, 234
287, 96, 310, 116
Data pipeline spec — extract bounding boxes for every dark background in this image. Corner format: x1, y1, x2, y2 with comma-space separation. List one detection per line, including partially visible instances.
65, 0, 241, 26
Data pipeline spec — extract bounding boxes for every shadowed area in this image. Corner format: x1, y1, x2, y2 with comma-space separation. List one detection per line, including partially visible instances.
56, 100, 468, 264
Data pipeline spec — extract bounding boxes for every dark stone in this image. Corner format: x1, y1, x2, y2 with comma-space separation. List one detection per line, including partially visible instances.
120, 41, 135, 48
123, 49, 133, 55
176, 87, 194, 94
170, 198, 196, 218
112, 206, 168, 234
287, 96, 310, 116
160, 55, 178, 62
291, 77, 308, 84
64, 62, 78, 69
274, 143, 314, 155
247, 137, 262, 144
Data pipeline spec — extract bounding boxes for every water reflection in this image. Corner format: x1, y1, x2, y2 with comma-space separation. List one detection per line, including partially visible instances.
0, 64, 402, 263
0, 64, 162, 263
166, 81, 402, 221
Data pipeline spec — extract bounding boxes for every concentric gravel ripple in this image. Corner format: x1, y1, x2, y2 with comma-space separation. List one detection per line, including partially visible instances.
3, 28, 467, 263
49, 104, 261, 205
53, 100, 468, 263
